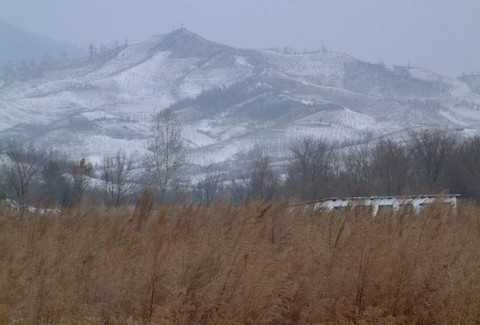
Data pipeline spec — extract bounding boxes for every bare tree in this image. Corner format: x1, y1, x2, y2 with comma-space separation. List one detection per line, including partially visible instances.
145, 109, 186, 199
286, 138, 336, 200
228, 174, 250, 205
195, 167, 224, 206
340, 145, 372, 197
247, 149, 279, 202
4, 143, 46, 208
102, 151, 135, 207
71, 158, 93, 205
41, 155, 71, 208
370, 140, 410, 195
447, 136, 480, 198
408, 130, 456, 192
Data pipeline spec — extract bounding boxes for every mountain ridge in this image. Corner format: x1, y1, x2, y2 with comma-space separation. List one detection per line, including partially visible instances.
1, 28, 480, 167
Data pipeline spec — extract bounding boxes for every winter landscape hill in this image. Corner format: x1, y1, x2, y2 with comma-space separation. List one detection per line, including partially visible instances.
1, 28, 480, 166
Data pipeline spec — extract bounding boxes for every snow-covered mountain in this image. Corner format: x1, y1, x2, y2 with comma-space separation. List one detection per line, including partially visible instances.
1, 28, 480, 166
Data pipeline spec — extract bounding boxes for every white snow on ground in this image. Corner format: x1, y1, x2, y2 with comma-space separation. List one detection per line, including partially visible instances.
262, 49, 354, 86
88, 36, 166, 79
439, 110, 470, 127
181, 66, 253, 98
408, 67, 445, 83
301, 99, 314, 106
190, 138, 253, 166
112, 52, 195, 97
408, 67, 480, 102
296, 108, 378, 131
182, 124, 217, 147
50, 135, 149, 164
447, 106, 480, 122
286, 124, 361, 143
82, 111, 118, 121
235, 56, 251, 67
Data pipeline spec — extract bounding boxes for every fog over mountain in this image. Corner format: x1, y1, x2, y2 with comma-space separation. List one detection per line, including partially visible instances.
0, 19, 81, 66
1, 27, 480, 169
2, 0, 480, 76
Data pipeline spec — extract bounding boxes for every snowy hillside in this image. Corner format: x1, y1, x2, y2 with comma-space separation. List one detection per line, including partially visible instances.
2, 28, 480, 166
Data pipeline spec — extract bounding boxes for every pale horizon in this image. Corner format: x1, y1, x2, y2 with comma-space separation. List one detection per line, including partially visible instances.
2, 0, 479, 76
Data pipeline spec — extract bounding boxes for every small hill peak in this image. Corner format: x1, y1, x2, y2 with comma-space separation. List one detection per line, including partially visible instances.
156, 28, 231, 58
169, 27, 199, 37
162, 27, 209, 44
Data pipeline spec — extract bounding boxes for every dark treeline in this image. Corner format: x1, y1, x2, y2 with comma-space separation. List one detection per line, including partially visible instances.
0, 128, 479, 210
228, 129, 475, 203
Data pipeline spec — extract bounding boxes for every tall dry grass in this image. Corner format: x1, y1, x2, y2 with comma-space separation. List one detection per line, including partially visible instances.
0, 201, 480, 324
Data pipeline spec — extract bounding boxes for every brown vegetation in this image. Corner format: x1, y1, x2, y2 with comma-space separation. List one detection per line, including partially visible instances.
1, 201, 480, 324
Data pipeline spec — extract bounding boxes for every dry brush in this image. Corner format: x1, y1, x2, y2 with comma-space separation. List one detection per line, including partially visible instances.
0, 202, 480, 324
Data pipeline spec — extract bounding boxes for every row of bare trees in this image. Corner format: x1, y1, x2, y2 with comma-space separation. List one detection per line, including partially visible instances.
0, 145, 94, 209
0, 145, 141, 209
216, 130, 479, 204
1, 122, 480, 209
0, 109, 186, 209
282, 130, 475, 201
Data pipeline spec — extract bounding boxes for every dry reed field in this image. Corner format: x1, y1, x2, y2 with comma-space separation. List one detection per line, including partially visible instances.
1, 201, 480, 325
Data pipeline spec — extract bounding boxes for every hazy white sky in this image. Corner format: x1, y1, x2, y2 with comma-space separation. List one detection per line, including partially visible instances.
1, 0, 479, 76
